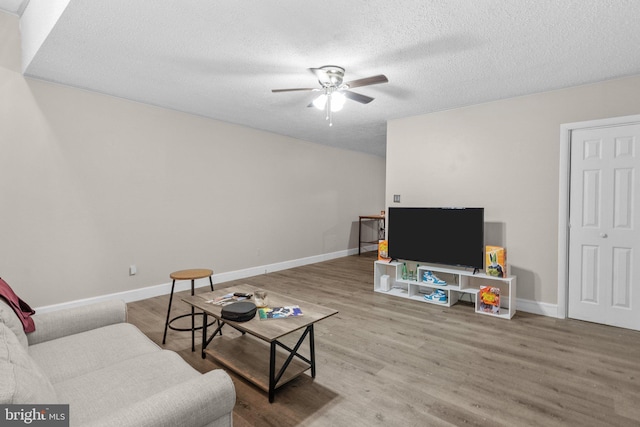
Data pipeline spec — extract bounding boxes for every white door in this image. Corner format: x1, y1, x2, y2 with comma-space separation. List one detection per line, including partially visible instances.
568, 124, 640, 330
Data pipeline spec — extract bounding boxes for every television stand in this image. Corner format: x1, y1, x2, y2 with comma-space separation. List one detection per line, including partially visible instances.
374, 261, 516, 319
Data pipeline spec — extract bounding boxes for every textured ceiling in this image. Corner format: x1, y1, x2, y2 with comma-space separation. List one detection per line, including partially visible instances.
6, 0, 640, 157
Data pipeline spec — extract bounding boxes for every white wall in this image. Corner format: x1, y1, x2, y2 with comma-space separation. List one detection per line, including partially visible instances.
387, 75, 640, 307
0, 12, 385, 307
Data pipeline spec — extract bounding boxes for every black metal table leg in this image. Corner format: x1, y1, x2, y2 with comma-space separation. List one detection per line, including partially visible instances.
190, 279, 195, 351
358, 217, 362, 255
309, 324, 316, 378
201, 318, 224, 359
268, 325, 314, 403
269, 342, 276, 403
202, 312, 208, 359
162, 280, 177, 344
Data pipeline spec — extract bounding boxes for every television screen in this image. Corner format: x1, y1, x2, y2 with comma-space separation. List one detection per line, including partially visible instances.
388, 207, 484, 269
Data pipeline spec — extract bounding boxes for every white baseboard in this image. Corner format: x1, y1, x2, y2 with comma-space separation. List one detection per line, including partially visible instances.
516, 298, 560, 318
35, 248, 562, 320
359, 244, 379, 253
35, 247, 359, 314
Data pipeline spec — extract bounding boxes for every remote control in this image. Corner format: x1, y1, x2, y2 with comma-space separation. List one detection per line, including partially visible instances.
233, 292, 252, 298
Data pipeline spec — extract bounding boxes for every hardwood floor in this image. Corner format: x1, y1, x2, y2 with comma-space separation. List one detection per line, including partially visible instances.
127, 253, 640, 426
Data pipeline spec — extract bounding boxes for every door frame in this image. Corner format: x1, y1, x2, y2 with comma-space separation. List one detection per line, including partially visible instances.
557, 114, 640, 319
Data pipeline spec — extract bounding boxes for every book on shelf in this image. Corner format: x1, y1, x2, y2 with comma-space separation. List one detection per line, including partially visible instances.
479, 286, 500, 315
486, 245, 507, 277
378, 240, 391, 262
258, 305, 303, 320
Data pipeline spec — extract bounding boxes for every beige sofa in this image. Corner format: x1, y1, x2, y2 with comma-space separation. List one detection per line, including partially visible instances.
0, 298, 235, 427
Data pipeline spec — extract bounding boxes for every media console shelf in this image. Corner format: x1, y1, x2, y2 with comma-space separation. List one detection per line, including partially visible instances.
374, 261, 516, 319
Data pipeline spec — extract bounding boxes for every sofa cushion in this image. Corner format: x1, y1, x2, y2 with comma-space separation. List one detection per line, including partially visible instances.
54, 350, 203, 425
0, 298, 28, 348
0, 323, 57, 404
28, 322, 161, 384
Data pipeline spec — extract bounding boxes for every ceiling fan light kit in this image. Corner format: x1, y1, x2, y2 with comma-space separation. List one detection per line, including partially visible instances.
272, 65, 388, 127
313, 91, 346, 112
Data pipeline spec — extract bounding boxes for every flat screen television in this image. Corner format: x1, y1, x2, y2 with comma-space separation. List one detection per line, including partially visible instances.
388, 207, 484, 270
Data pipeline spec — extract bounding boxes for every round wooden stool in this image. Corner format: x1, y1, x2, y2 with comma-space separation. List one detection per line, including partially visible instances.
162, 268, 214, 351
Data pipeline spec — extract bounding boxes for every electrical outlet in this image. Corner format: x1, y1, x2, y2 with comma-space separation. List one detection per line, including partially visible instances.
129, 265, 137, 276
393, 194, 401, 203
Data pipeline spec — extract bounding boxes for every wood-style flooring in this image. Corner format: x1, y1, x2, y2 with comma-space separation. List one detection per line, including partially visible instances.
126, 253, 640, 427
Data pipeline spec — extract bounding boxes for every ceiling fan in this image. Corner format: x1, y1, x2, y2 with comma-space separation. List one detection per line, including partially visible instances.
272, 65, 388, 126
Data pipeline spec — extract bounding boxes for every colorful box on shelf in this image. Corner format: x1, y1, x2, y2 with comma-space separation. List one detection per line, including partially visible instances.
378, 240, 391, 261
479, 286, 500, 315
486, 245, 507, 277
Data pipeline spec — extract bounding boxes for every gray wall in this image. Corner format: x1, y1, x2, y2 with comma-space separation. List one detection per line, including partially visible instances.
0, 13, 386, 306
387, 74, 640, 306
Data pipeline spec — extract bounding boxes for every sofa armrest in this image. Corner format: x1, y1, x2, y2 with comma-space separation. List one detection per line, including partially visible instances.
27, 299, 127, 345
85, 369, 236, 427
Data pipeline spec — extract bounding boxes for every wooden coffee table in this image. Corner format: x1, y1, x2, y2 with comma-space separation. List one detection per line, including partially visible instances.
182, 284, 338, 402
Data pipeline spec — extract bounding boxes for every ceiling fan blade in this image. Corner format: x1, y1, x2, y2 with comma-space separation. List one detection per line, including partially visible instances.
272, 88, 316, 93
344, 74, 388, 89
342, 90, 374, 104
